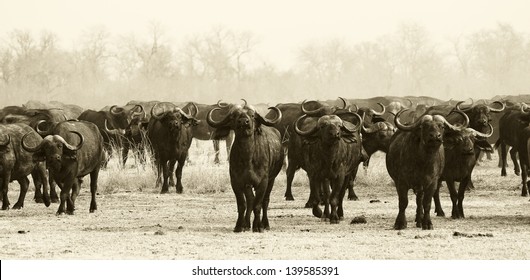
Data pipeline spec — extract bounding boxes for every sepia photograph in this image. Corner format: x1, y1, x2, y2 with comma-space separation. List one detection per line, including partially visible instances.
1, 0, 529, 276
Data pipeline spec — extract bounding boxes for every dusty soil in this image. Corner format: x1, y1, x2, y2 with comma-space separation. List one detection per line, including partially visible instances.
1, 151, 530, 260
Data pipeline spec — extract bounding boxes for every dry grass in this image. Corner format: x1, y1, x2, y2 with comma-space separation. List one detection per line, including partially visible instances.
1, 142, 530, 260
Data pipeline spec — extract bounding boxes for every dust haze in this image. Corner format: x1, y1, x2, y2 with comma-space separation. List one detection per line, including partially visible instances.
1, 0, 529, 109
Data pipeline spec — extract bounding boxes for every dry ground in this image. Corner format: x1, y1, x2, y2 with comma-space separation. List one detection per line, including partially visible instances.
1, 141, 530, 259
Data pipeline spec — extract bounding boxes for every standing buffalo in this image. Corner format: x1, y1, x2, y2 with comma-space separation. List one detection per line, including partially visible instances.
497, 105, 530, 196
207, 102, 283, 232
386, 109, 465, 230
147, 102, 200, 194
21, 120, 105, 214
79, 105, 144, 167
264, 98, 348, 202
0, 123, 50, 210
182, 101, 235, 164
294, 111, 363, 223
432, 112, 494, 218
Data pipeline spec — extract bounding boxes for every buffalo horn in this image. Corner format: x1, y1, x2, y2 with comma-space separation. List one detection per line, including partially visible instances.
294, 115, 318, 136
21, 132, 45, 153
370, 103, 386, 116
488, 101, 506, 112
0, 134, 10, 146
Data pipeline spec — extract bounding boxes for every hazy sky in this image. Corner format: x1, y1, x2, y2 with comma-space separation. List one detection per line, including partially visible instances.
1, 0, 529, 70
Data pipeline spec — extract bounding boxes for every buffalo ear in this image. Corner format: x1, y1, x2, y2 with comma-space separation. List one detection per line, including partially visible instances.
475, 139, 494, 152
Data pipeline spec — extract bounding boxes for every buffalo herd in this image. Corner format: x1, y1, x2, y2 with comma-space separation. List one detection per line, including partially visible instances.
1, 95, 530, 232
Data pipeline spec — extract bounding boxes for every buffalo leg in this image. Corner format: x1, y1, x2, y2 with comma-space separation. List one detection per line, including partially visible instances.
213, 140, 220, 164
446, 180, 460, 219
520, 158, 529, 197
252, 180, 267, 232
456, 176, 470, 219
262, 178, 275, 231
89, 168, 99, 212
233, 187, 247, 233
49, 174, 58, 203
243, 184, 254, 232
500, 142, 508, 176
284, 158, 298, 201
394, 185, 408, 230
1, 174, 11, 210
121, 140, 130, 167
309, 175, 323, 218
160, 158, 170, 194
510, 148, 520, 176
174, 158, 184, 193
421, 183, 435, 230
32, 170, 43, 203
13, 177, 30, 209
415, 189, 424, 228
329, 175, 345, 224
433, 180, 445, 217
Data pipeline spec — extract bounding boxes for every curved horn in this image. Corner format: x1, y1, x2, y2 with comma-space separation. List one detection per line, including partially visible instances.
395, 109, 423, 131
21, 131, 45, 153
130, 104, 145, 119
176, 108, 194, 120
338, 97, 347, 109
488, 101, 506, 112
301, 99, 326, 116
258, 107, 282, 126
439, 110, 469, 132
57, 131, 84, 151
456, 100, 473, 112
206, 107, 232, 128
338, 112, 362, 133
469, 123, 494, 138
348, 104, 358, 112
150, 102, 173, 120
407, 98, 414, 108
104, 119, 123, 135
294, 114, 318, 136
370, 103, 386, 116
217, 100, 229, 108
110, 105, 124, 116
0, 134, 10, 146
241, 99, 248, 107
35, 120, 52, 136
186, 102, 199, 117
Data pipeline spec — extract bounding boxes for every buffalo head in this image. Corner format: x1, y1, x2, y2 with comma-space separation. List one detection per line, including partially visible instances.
294, 111, 362, 145
21, 131, 83, 171
207, 100, 282, 137
151, 102, 200, 134
395, 109, 469, 152
455, 100, 505, 130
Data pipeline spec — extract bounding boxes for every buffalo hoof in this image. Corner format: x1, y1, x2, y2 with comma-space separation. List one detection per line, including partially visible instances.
348, 195, 359, 201
56, 211, 64, 215
160, 189, 169, 194
233, 227, 243, 233
393, 222, 407, 230
304, 201, 312, 208
12, 203, 23, 210
501, 171, 507, 176
312, 207, 323, 218
253, 227, 264, 233
285, 195, 294, 201
2, 205, 10, 211
34, 197, 44, 203
422, 221, 433, 230
176, 188, 183, 194
330, 219, 339, 224
66, 210, 75, 215
435, 210, 445, 217
415, 221, 422, 228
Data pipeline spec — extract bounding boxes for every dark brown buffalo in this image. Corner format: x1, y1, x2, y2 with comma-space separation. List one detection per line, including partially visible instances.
78, 105, 144, 167
386, 109, 465, 230
497, 105, 530, 196
21, 120, 105, 214
23, 100, 84, 119
265, 98, 348, 202
432, 112, 494, 218
0, 123, 50, 210
181, 101, 235, 164
294, 111, 363, 223
207, 102, 283, 232
147, 102, 200, 194
360, 120, 396, 168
